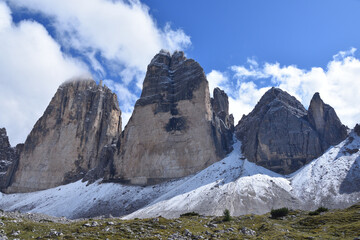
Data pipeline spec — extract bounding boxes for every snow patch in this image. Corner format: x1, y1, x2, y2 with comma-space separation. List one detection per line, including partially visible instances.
1, 133, 360, 219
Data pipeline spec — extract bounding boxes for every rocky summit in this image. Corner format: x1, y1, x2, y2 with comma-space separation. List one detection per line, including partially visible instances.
6, 80, 122, 193
0, 128, 20, 191
235, 87, 348, 175
105, 50, 233, 185
0, 51, 351, 196
308, 92, 348, 150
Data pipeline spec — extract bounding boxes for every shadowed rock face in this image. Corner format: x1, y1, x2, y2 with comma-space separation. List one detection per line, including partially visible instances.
0, 128, 20, 191
106, 50, 233, 185
308, 92, 348, 149
211, 87, 234, 155
235, 88, 347, 175
355, 124, 360, 136
6, 80, 122, 193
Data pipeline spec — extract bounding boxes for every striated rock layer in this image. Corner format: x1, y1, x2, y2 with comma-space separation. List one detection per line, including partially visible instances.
0, 128, 20, 191
235, 88, 347, 175
106, 50, 233, 185
6, 80, 122, 193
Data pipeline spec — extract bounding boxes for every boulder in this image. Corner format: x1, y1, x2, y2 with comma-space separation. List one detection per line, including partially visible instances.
6, 79, 121, 193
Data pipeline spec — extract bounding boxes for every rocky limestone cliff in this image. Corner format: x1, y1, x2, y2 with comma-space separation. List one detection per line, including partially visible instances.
6, 80, 122, 193
235, 88, 347, 175
0, 128, 20, 191
308, 92, 348, 149
106, 50, 233, 185
211, 87, 234, 154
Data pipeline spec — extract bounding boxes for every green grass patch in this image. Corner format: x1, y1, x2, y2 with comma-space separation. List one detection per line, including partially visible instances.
0, 203, 359, 239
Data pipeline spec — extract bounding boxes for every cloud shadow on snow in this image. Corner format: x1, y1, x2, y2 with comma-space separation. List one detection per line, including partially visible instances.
339, 156, 360, 194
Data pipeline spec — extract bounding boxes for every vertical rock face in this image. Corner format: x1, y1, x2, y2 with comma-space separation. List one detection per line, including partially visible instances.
308, 92, 348, 149
106, 50, 233, 185
235, 88, 347, 175
6, 79, 121, 193
211, 87, 234, 155
0, 128, 19, 191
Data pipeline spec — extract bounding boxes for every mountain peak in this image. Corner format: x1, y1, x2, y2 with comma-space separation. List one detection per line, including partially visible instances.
308, 92, 348, 148
106, 51, 233, 185
235, 87, 347, 175
249, 87, 307, 122
149, 50, 186, 67
6, 79, 122, 193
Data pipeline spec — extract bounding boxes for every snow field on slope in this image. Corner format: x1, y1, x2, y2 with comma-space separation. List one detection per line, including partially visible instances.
1, 134, 360, 219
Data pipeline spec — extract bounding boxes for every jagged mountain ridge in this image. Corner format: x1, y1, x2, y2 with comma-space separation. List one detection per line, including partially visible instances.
0, 129, 359, 219
105, 50, 233, 185
6, 80, 122, 193
0, 50, 357, 220
235, 87, 347, 174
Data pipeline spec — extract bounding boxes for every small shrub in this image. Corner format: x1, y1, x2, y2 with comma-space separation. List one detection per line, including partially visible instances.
270, 207, 289, 219
223, 209, 231, 222
180, 212, 200, 217
316, 206, 328, 213
309, 206, 328, 216
308, 211, 319, 216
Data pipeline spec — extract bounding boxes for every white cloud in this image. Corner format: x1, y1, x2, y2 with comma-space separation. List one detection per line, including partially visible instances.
9, 0, 191, 84
103, 79, 138, 129
229, 82, 270, 122
0, 2, 89, 145
0, 0, 192, 145
220, 48, 360, 128
231, 58, 267, 80
206, 69, 269, 123
206, 70, 229, 97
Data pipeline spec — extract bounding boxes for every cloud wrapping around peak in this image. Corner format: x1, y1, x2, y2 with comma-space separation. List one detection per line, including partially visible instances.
9, 0, 191, 83
207, 48, 360, 128
0, 2, 89, 145
1, 0, 192, 145
103, 79, 138, 128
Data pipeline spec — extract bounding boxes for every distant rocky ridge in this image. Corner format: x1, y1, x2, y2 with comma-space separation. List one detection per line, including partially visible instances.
105, 50, 234, 185
235, 88, 348, 174
1, 50, 350, 194
0, 128, 20, 191
6, 80, 122, 193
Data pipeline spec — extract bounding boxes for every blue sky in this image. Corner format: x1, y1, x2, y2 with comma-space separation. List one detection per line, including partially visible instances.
1, 0, 360, 145
144, 0, 360, 70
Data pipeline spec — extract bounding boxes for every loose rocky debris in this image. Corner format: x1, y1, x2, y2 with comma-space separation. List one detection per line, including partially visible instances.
0, 203, 359, 239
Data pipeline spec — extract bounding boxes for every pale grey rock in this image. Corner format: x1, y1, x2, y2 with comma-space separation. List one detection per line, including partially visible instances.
6, 79, 121, 193
106, 51, 233, 185
240, 227, 256, 236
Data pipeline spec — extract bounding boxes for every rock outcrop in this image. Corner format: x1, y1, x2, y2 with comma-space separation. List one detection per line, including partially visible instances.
0, 128, 20, 191
6, 80, 121, 193
308, 92, 348, 149
235, 88, 347, 175
211, 87, 234, 155
106, 50, 233, 185
355, 124, 360, 136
